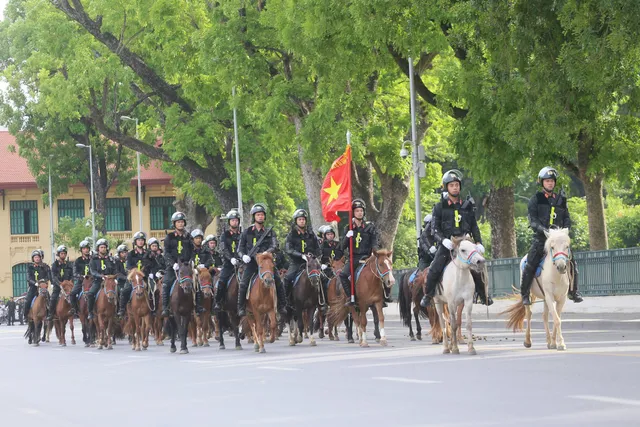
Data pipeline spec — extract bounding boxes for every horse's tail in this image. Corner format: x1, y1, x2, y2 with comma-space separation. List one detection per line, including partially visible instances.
501, 295, 526, 332
24, 321, 33, 339
327, 290, 349, 328
427, 305, 443, 342
397, 273, 412, 327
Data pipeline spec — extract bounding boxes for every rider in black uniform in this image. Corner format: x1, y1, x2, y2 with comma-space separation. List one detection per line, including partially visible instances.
520, 167, 583, 305
420, 170, 492, 308
87, 239, 119, 320
205, 235, 224, 268
161, 212, 194, 317
70, 240, 92, 315
118, 232, 153, 317
214, 210, 242, 312
148, 237, 165, 286
319, 225, 343, 297
418, 213, 437, 271
192, 228, 214, 314
24, 250, 52, 318
48, 245, 74, 321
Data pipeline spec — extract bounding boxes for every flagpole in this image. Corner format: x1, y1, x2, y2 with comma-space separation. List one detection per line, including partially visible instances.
346, 130, 355, 304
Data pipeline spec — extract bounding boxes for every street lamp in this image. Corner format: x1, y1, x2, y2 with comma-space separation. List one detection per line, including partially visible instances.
232, 87, 244, 226
48, 155, 55, 262
75, 143, 97, 249
120, 116, 143, 233
408, 57, 422, 244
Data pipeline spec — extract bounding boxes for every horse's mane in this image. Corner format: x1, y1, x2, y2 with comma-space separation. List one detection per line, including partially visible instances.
127, 269, 144, 282
452, 235, 473, 246
374, 249, 393, 257
544, 228, 570, 251
257, 251, 274, 261
197, 267, 212, 282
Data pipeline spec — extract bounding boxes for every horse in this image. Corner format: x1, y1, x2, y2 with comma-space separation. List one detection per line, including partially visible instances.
24, 281, 50, 346
78, 276, 96, 347
502, 228, 572, 351
216, 266, 243, 350
152, 277, 164, 345
398, 268, 442, 344
52, 280, 75, 346
320, 257, 346, 341
328, 250, 396, 347
288, 255, 323, 347
167, 262, 195, 354
95, 275, 118, 350
431, 237, 485, 355
244, 252, 278, 353
127, 269, 152, 351
194, 267, 214, 347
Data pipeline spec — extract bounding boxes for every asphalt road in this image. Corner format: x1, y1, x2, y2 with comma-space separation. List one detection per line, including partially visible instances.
1, 311, 639, 427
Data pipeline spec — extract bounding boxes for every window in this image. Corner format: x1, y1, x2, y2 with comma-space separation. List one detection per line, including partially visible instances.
58, 199, 85, 222
106, 198, 131, 231
150, 197, 176, 230
10, 200, 38, 234
12, 263, 29, 297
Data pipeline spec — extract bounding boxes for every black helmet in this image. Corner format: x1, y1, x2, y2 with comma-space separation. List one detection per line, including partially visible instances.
442, 169, 463, 188
352, 198, 366, 214
292, 209, 308, 221
31, 250, 41, 261
133, 231, 147, 242
148, 237, 160, 247
191, 228, 204, 239
423, 214, 432, 225
56, 245, 68, 255
323, 225, 336, 237
96, 238, 109, 250
79, 240, 91, 249
205, 234, 217, 244
117, 244, 128, 254
250, 203, 267, 217
226, 209, 241, 222
537, 167, 559, 184
317, 225, 328, 238
171, 211, 187, 227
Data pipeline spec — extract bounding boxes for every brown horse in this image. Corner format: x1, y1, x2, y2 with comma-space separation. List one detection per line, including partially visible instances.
398, 268, 443, 344
53, 280, 76, 346
245, 252, 278, 353
95, 275, 118, 350
151, 276, 164, 345
328, 250, 395, 347
194, 267, 214, 347
127, 269, 152, 351
216, 267, 243, 350
168, 262, 194, 354
322, 258, 349, 341
288, 255, 323, 347
78, 276, 96, 347
24, 281, 50, 346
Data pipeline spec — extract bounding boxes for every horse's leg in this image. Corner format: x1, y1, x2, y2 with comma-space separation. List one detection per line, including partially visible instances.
70, 317, 76, 345
525, 304, 533, 348
296, 308, 304, 344
346, 314, 354, 343
436, 303, 449, 354
143, 314, 150, 349
464, 297, 476, 355
377, 302, 387, 346
449, 302, 459, 354
306, 310, 316, 347
407, 304, 415, 341
134, 315, 142, 351
456, 304, 465, 344
288, 314, 297, 346
413, 306, 422, 341
106, 316, 113, 350
180, 315, 189, 354
269, 310, 277, 345
204, 313, 211, 347
552, 295, 567, 351
542, 298, 553, 349
97, 314, 105, 350
169, 317, 177, 353
371, 305, 381, 342
359, 306, 369, 348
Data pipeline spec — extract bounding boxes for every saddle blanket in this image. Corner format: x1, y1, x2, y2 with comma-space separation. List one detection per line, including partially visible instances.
520, 254, 546, 278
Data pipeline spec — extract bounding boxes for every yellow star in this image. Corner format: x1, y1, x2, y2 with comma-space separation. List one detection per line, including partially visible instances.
323, 177, 342, 206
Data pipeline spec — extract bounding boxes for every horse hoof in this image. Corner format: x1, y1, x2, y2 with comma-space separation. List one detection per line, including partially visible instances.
452, 348, 460, 355
334, 336, 339, 342
142, 347, 147, 351
379, 338, 388, 347
71, 340, 76, 345
33, 343, 39, 347
443, 348, 450, 354
310, 341, 317, 347
108, 345, 113, 350
289, 341, 296, 346
417, 334, 422, 341
524, 341, 532, 348
410, 336, 416, 342
548, 343, 556, 350
360, 342, 369, 348
235, 346, 243, 350
557, 345, 566, 351
468, 348, 477, 356
348, 339, 355, 344
204, 343, 210, 347
259, 348, 266, 353
180, 348, 189, 354
84, 344, 90, 348
219, 344, 225, 350
170, 347, 177, 353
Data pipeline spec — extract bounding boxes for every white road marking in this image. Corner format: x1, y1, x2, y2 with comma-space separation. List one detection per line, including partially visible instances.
568, 395, 640, 407
372, 376, 441, 384
258, 366, 302, 371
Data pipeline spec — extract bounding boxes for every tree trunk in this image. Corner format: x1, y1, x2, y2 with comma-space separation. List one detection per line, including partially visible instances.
376, 174, 410, 250
486, 184, 517, 259
92, 180, 107, 236
580, 171, 608, 250
292, 117, 324, 232
174, 193, 213, 234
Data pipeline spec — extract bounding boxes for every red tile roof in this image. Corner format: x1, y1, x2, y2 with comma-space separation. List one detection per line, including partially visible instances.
0, 131, 172, 189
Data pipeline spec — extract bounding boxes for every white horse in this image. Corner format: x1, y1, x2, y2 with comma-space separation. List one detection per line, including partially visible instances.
433, 237, 486, 355
503, 228, 571, 350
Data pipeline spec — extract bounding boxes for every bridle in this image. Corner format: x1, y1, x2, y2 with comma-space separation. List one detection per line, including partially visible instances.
369, 255, 392, 281
456, 248, 480, 266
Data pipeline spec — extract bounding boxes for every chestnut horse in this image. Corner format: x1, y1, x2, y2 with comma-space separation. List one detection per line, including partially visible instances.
288, 255, 322, 347
78, 276, 96, 347
53, 280, 76, 346
328, 250, 395, 347
193, 267, 214, 347
24, 281, 49, 346
152, 276, 164, 345
95, 275, 118, 350
216, 267, 243, 350
168, 262, 194, 354
127, 269, 152, 351
398, 268, 443, 344
245, 252, 278, 353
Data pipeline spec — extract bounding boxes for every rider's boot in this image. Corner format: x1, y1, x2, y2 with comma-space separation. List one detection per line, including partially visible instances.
567, 260, 583, 303
69, 294, 78, 316
342, 276, 354, 307
237, 281, 248, 317
161, 283, 171, 317
213, 281, 225, 313
46, 295, 58, 322
520, 264, 535, 306
419, 271, 439, 308
117, 286, 130, 318
87, 294, 96, 320
274, 274, 288, 317
195, 290, 205, 315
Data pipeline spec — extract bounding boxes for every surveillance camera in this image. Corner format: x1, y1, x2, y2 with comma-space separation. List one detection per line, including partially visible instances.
399, 148, 409, 159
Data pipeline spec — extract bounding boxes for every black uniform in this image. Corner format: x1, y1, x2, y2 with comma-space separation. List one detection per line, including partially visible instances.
284, 225, 321, 301
24, 262, 52, 317
418, 219, 436, 271
119, 248, 153, 314
209, 248, 224, 269
339, 219, 380, 300
215, 228, 241, 308
149, 250, 166, 279
49, 259, 74, 318
521, 190, 581, 302
7, 299, 16, 325
275, 247, 289, 271
87, 254, 119, 316
237, 225, 287, 315
70, 254, 92, 312
320, 239, 343, 294
162, 231, 194, 314
192, 245, 214, 313
422, 193, 487, 302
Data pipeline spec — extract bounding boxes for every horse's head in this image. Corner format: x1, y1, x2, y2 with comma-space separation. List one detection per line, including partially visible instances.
177, 262, 194, 294
60, 280, 73, 302
373, 249, 395, 288
331, 257, 345, 272
305, 254, 322, 288
256, 252, 275, 288
128, 269, 146, 297
197, 267, 214, 297
103, 275, 118, 303
82, 275, 93, 292
545, 228, 571, 274
37, 280, 49, 294
453, 237, 485, 271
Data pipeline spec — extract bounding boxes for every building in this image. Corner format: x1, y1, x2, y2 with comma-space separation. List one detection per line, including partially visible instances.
0, 131, 217, 298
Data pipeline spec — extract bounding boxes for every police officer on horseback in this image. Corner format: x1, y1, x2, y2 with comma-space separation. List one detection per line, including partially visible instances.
116, 244, 129, 293
118, 232, 153, 317
148, 237, 165, 284
70, 240, 92, 315
420, 170, 492, 308
520, 167, 583, 305
205, 235, 224, 268
284, 209, 322, 310
162, 212, 194, 317
319, 225, 343, 296
24, 249, 52, 318
339, 199, 382, 307
214, 209, 242, 312
237, 203, 288, 317
418, 213, 437, 271
48, 245, 74, 321
192, 228, 214, 314
87, 239, 119, 320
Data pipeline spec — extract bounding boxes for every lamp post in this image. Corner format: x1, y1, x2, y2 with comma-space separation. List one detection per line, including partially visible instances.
48, 155, 55, 261
408, 57, 422, 243
120, 116, 143, 232
75, 143, 96, 249
232, 87, 244, 225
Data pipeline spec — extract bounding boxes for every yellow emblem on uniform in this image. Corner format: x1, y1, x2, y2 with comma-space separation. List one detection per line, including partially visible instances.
178, 240, 183, 254
454, 210, 460, 228
301, 240, 306, 253
355, 232, 362, 249
101, 260, 106, 271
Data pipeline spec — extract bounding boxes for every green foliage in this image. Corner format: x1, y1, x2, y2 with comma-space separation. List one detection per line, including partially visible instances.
54, 216, 120, 251
392, 221, 418, 269
606, 198, 640, 249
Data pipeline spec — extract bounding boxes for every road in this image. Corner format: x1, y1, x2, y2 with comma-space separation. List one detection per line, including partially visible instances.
1, 310, 639, 427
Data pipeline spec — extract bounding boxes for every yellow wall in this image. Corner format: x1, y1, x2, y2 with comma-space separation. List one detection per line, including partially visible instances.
0, 183, 217, 297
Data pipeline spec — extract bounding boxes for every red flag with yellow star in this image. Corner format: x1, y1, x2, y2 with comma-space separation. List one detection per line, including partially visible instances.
321, 145, 352, 222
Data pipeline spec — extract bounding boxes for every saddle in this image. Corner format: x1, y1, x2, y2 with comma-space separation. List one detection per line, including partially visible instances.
347, 263, 367, 284
245, 274, 260, 300
520, 254, 546, 278
408, 269, 418, 285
